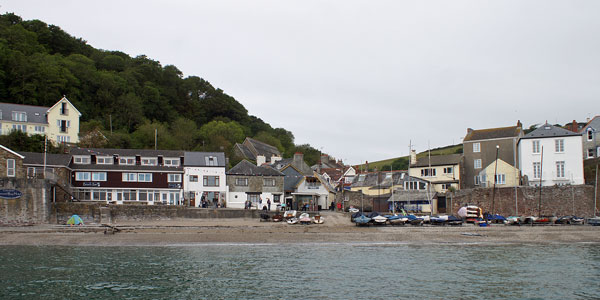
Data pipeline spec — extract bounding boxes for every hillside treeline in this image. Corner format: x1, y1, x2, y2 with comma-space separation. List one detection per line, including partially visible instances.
0, 13, 321, 166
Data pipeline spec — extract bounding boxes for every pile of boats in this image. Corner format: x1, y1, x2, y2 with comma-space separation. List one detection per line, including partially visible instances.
262, 210, 324, 225
351, 211, 464, 226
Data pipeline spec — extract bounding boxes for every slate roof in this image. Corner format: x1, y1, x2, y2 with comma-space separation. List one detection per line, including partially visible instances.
245, 137, 281, 158
234, 143, 256, 161
0, 103, 49, 124
411, 154, 462, 168
521, 123, 581, 140
320, 168, 343, 182
227, 160, 284, 176
184, 152, 225, 167
70, 148, 184, 157
582, 116, 600, 132
20, 152, 71, 167
463, 125, 522, 142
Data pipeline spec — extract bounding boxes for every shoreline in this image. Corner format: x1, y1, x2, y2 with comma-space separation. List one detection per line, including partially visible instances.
1, 215, 599, 246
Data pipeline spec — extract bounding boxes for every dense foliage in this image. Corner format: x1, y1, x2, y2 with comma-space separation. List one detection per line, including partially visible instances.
0, 13, 320, 166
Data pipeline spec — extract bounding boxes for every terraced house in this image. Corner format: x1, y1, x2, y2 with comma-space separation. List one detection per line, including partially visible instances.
0, 96, 81, 144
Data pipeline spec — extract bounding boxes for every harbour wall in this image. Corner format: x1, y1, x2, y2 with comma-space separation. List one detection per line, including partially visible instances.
0, 178, 52, 225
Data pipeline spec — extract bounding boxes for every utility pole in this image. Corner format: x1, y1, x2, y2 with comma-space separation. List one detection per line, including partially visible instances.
538, 146, 544, 217
491, 145, 499, 216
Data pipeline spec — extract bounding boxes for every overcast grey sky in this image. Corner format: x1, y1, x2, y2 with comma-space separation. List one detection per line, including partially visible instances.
3, 0, 599, 165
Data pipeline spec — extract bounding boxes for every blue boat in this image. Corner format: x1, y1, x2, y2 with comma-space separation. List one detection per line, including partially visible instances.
353, 215, 371, 226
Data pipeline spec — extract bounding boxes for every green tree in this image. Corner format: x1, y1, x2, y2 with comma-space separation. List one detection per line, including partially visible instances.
170, 117, 199, 150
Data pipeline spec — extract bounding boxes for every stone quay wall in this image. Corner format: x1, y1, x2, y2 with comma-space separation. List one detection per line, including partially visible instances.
0, 178, 52, 225
449, 185, 596, 217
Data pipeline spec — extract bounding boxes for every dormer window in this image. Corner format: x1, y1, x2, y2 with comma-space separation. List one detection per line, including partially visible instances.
141, 157, 158, 166
164, 158, 180, 167
205, 156, 217, 166
119, 156, 135, 165
96, 156, 113, 165
589, 129, 594, 141
74, 155, 91, 164
12, 111, 27, 122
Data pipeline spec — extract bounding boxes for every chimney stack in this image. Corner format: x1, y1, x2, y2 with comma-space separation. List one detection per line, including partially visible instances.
293, 152, 304, 166
410, 150, 417, 165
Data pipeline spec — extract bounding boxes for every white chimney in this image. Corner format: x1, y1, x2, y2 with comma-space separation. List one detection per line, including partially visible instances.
256, 155, 266, 166
410, 150, 417, 165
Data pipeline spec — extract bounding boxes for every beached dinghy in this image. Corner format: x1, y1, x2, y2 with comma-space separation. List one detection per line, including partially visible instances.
372, 215, 388, 225
588, 217, 600, 226
287, 217, 298, 225
387, 215, 406, 226
299, 213, 311, 225
284, 210, 297, 219
504, 216, 520, 225
312, 215, 324, 224
430, 215, 449, 226
272, 214, 284, 222
353, 214, 371, 226
447, 215, 463, 226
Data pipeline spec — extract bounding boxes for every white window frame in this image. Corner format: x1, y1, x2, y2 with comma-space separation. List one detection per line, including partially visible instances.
12, 111, 26, 122
556, 161, 565, 178
168, 173, 182, 182
74, 156, 91, 165
263, 178, 275, 187
473, 143, 480, 153
7, 159, 15, 177
122, 173, 138, 182
96, 156, 113, 165
164, 158, 180, 167
443, 167, 453, 174
420, 168, 436, 177
92, 172, 107, 181
533, 162, 541, 179
12, 124, 26, 132
495, 174, 506, 185
532, 140, 540, 154
189, 175, 198, 182
588, 129, 594, 141
203, 175, 220, 187
589, 148, 595, 158
236, 178, 248, 186
119, 157, 135, 165
474, 175, 481, 186
141, 157, 158, 166
205, 156, 218, 166
138, 173, 152, 182
75, 172, 91, 181
474, 159, 482, 169
555, 139, 564, 153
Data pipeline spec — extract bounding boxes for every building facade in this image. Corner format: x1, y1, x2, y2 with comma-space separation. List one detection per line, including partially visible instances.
227, 160, 284, 210
461, 122, 523, 189
518, 123, 584, 186
183, 152, 227, 208
581, 116, 600, 159
0, 97, 81, 144
408, 152, 461, 193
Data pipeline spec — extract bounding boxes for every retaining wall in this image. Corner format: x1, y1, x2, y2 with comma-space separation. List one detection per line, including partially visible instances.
0, 178, 52, 225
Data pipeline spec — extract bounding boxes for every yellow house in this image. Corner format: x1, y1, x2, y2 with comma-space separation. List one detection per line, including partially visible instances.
408, 152, 462, 193
0, 97, 81, 144
478, 158, 520, 187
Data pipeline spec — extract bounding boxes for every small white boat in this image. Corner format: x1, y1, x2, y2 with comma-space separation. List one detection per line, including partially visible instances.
312, 215, 324, 224
372, 215, 388, 224
284, 210, 297, 218
349, 207, 360, 213
504, 216, 520, 225
287, 217, 298, 225
299, 213, 311, 224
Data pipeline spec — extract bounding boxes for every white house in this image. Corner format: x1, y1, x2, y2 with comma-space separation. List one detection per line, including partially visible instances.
293, 172, 336, 210
183, 152, 227, 207
518, 123, 584, 186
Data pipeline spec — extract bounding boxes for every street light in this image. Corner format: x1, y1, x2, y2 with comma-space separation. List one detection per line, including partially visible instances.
491, 145, 499, 216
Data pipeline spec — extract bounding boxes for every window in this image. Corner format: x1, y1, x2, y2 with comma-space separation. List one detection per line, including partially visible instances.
60, 102, 68, 115
358, 174, 366, 181
164, 158, 180, 167
141, 157, 157, 166
556, 161, 565, 178
96, 156, 113, 165
189, 175, 198, 182
474, 159, 482, 169
27, 167, 36, 177
74, 156, 91, 164
57, 135, 70, 143
7, 159, 15, 177
203, 176, 219, 186
263, 178, 275, 187
474, 175, 481, 185
76, 172, 91, 181
495, 174, 506, 185
138, 173, 152, 182
122, 173, 137, 182
205, 156, 218, 166
57, 120, 70, 133
236, 178, 248, 186
34, 126, 45, 133
532, 140, 540, 154
473, 143, 480, 153
421, 168, 436, 177
248, 194, 260, 204
12, 124, 26, 132
589, 149, 595, 158
405, 181, 425, 190
168, 174, 182, 182
443, 167, 453, 174
589, 129, 594, 141
92, 172, 107, 181
12, 111, 26, 122
119, 157, 135, 165
533, 162, 541, 179
555, 139, 564, 153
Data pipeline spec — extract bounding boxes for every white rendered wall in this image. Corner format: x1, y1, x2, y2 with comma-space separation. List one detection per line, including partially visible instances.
519, 136, 584, 186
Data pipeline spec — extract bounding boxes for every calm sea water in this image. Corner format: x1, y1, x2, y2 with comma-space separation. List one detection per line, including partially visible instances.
1, 243, 599, 299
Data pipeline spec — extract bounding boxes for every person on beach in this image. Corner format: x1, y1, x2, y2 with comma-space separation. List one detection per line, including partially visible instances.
267, 198, 271, 211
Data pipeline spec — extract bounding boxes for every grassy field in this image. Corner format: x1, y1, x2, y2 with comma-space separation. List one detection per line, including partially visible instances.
356, 144, 463, 171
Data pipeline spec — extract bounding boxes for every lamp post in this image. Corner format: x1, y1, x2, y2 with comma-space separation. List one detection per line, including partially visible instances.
491, 145, 499, 216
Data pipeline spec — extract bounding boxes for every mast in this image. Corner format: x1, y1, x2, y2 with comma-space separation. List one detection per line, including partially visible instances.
427, 140, 432, 216
538, 146, 544, 217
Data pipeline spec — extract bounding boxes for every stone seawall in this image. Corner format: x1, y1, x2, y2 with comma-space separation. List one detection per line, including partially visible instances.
450, 185, 596, 217
0, 178, 51, 225
52, 202, 278, 224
